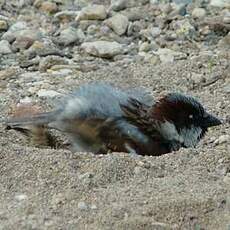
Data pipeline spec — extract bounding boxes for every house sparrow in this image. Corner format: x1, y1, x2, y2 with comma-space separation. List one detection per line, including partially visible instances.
3, 82, 221, 156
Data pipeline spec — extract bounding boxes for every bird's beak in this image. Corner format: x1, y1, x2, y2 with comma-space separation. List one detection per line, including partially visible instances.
202, 113, 222, 128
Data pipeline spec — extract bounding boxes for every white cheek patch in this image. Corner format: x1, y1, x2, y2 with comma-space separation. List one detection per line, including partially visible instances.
180, 126, 202, 147
157, 121, 183, 143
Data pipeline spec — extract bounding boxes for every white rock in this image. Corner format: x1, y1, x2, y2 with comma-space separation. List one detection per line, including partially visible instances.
105, 13, 129, 35
76, 5, 107, 21
37, 89, 61, 98
192, 8, 206, 19
109, 0, 127, 11
81, 41, 123, 58
0, 40, 12, 54
215, 135, 230, 144
78, 201, 88, 210
210, 0, 230, 8
156, 48, 187, 63
15, 194, 28, 201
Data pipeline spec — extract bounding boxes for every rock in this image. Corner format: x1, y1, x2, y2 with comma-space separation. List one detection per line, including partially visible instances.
127, 21, 144, 36
0, 40, 12, 54
76, 5, 107, 21
223, 173, 230, 184
78, 201, 88, 210
109, 0, 127, 11
91, 204, 97, 210
105, 13, 129, 35
0, 20, 8, 30
54, 10, 79, 22
172, 19, 195, 39
37, 89, 61, 98
215, 135, 230, 145
150, 26, 161, 38
223, 15, 230, 24
210, 0, 230, 8
191, 72, 204, 84
2, 29, 43, 44
39, 56, 69, 72
218, 32, 230, 49
15, 194, 28, 201
223, 84, 230, 93
156, 48, 187, 63
40, 1, 58, 14
12, 37, 34, 51
192, 8, 206, 19
81, 41, 123, 58
56, 27, 85, 46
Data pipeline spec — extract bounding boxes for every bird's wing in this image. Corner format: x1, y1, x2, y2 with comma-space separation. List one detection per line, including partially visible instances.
120, 98, 160, 137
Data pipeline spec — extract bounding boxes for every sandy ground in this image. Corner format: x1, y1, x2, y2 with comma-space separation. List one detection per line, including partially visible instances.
0, 55, 230, 229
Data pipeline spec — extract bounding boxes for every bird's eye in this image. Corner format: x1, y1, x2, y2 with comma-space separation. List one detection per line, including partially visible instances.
189, 114, 193, 119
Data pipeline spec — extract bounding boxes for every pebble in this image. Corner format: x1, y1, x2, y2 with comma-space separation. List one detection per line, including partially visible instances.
223, 84, 230, 93
192, 8, 206, 19
223, 173, 230, 184
40, 1, 58, 14
39, 56, 69, 72
0, 40, 12, 54
105, 13, 129, 35
109, 0, 127, 11
56, 27, 85, 46
215, 135, 230, 145
76, 5, 107, 21
210, 0, 230, 8
54, 10, 79, 22
81, 41, 123, 58
0, 20, 8, 30
156, 48, 187, 63
15, 194, 28, 201
37, 89, 61, 98
78, 201, 88, 210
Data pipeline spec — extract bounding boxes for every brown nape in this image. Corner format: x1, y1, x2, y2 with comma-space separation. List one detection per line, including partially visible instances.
7, 103, 61, 149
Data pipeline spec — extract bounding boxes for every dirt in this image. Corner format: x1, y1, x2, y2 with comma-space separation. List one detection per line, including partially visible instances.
0, 55, 229, 229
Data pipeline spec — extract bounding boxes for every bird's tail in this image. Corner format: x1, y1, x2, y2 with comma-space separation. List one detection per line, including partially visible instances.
1, 104, 62, 148
2, 111, 57, 128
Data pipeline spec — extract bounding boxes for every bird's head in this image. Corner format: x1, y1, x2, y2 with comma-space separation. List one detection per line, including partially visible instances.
152, 93, 222, 148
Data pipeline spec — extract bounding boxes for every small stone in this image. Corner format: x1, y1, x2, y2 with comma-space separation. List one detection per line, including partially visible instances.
0, 20, 8, 30
218, 33, 230, 49
223, 84, 230, 93
81, 41, 123, 58
139, 42, 151, 52
109, 0, 127, 11
223, 16, 230, 24
172, 19, 195, 39
210, 0, 230, 8
12, 37, 34, 51
91, 204, 97, 210
223, 173, 230, 184
192, 8, 206, 19
215, 135, 230, 145
150, 26, 161, 38
56, 27, 85, 46
54, 10, 79, 22
0, 40, 12, 54
78, 201, 88, 210
15, 194, 28, 201
105, 13, 129, 35
156, 48, 187, 63
37, 89, 61, 98
76, 5, 107, 21
40, 1, 58, 14
39, 56, 69, 72
191, 72, 204, 84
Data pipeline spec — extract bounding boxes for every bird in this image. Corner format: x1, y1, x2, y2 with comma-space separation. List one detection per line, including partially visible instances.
2, 82, 221, 156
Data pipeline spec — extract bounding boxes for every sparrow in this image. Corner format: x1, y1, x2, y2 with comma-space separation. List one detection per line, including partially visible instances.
2, 82, 221, 156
